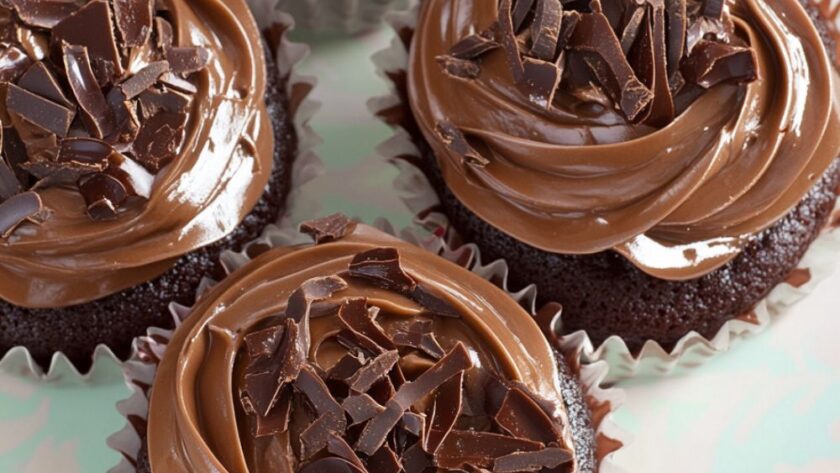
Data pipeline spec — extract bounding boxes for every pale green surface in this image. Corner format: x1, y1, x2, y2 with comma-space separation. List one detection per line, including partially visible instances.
1, 23, 840, 473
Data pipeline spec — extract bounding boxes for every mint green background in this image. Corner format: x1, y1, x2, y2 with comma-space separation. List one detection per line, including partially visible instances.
1, 24, 839, 473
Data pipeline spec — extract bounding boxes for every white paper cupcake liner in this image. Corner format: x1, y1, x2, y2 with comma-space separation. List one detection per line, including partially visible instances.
107, 218, 628, 473
371, 4, 840, 383
272, 0, 408, 33
0, 6, 323, 382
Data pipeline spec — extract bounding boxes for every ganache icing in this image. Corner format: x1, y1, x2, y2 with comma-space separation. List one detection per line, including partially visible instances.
408, 0, 840, 280
0, 0, 275, 307
147, 216, 588, 473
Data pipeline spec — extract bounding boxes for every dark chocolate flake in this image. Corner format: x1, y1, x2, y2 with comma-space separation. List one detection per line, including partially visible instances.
132, 110, 186, 171
369, 445, 403, 473
519, 57, 562, 110
570, 11, 654, 122
166, 46, 210, 75
701, 0, 724, 19
435, 121, 488, 167
529, 0, 562, 62
113, 0, 154, 47
18, 61, 73, 108
424, 372, 463, 454
494, 387, 560, 445
681, 40, 757, 89
79, 172, 128, 220
300, 213, 357, 244
492, 447, 573, 472
0, 158, 22, 201
355, 343, 473, 455
119, 61, 170, 99
0, 46, 33, 83
326, 434, 366, 470
436, 54, 481, 80
9, 0, 82, 29
5, 82, 75, 136
448, 32, 500, 60
348, 248, 417, 293
342, 393, 385, 425
434, 431, 543, 470
62, 44, 115, 138
348, 350, 399, 393
52, 0, 124, 84
499, 0, 525, 82
0, 190, 42, 237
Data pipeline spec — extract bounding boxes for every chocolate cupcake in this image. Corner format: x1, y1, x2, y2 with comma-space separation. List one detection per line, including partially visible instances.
111, 216, 624, 473
382, 1, 840, 358
0, 0, 306, 372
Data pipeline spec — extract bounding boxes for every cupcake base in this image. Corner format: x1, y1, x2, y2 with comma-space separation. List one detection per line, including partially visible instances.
0, 48, 298, 373
419, 150, 840, 352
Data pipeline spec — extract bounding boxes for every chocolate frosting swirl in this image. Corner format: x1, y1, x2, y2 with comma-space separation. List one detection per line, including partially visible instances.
0, 0, 273, 307
408, 0, 840, 280
147, 221, 583, 472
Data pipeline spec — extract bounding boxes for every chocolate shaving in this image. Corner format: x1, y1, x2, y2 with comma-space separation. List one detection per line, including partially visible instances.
339, 299, 396, 352
493, 447, 573, 472
448, 32, 500, 60
6, 82, 74, 136
18, 62, 73, 108
666, 0, 688, 77
434, 431, 542, 470
570, 11, 654, 122
348, 350, 399, 393
369, 445, 403, 473
519, 57, 562, 110
681, 40, 757, 89
0, 158, 22, 201
113, 0, 154, 48
529, 0, 562, 61
499, 0, 525, 81
0, 190, 42, 236
400, 411, 425, 437
701, 0, 724, 19
63, 44, 115, 138
511, 0, 536, 32
137, 87, 189, 117
435, 121, 488, 167
392, 320, 446, 359
154, 17, 173, 51
620, 6, 646, 55
0, 46, 33, 83
348, 248, 417, 293
410, 284, 461, 319
356, 343, 473, 455
131, 110, 186, 171
119, 61, 169, 99
166, 46, 210, 75
436, 54, 481, 80
494, 387, 560, 444
424, 372, 463, 454
8, 0, 81, 29
300, 213, 357, 244
52, 0, 123, 84
327, 434, 366, 470
343, 393, 385, 425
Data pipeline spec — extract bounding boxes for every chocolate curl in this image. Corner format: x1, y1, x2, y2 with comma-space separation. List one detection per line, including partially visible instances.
529, 0, 562, 61
629, 3, 676, 127
569, 10, 654, 122
700, 0, 725, 19
0, 190, 42, 237
355, 343, 473, 455
499, 0, 525, 82
681, 40, 758, 89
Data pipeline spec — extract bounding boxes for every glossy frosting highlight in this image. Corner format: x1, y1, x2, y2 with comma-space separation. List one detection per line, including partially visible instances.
0, 0, 274, 307
408, 0, 840, 279
146, 224, 581, 472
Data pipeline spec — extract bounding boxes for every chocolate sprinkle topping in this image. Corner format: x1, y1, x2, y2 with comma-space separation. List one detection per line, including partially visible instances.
0, 190, 41, 237
439, 0, 758, 127
236, 246, 574, 472
0, 0, 209, 231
